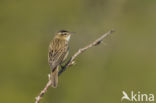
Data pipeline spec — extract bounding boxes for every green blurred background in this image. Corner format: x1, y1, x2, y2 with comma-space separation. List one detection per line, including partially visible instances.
0, 0, 156, 103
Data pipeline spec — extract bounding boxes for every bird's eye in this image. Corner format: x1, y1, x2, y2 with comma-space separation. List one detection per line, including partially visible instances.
62, 33, 67, 36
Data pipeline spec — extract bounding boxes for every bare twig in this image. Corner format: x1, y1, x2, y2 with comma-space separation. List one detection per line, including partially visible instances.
35, 75, 52, 103
35, 30, 114, 103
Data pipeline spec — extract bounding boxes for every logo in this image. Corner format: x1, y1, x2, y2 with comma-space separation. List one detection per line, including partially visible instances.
121, 91, 154, 102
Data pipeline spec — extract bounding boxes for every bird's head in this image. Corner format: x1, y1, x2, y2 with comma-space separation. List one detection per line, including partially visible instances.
55, 30, 71, 41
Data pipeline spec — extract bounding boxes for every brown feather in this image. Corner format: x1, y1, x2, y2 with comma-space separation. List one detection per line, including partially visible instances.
48, 35, 69, 88
50, 66, 59, 88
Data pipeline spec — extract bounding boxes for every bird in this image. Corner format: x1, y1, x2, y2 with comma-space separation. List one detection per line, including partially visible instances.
48, 30, 71, 88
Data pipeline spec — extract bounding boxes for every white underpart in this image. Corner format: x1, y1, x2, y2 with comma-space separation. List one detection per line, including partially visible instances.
66, 35, 71, 41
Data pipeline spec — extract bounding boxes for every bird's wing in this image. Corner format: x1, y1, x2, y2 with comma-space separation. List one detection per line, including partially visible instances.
48, 46, 68, 72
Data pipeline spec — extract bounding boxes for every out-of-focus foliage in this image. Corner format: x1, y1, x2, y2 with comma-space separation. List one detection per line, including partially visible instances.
0, 0, 156, 103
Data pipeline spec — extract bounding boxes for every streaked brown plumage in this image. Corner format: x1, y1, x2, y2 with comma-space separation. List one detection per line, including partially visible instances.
48, 30, 71, 88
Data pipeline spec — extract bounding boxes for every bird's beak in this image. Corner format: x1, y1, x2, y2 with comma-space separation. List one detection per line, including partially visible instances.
69, 32, 75, 35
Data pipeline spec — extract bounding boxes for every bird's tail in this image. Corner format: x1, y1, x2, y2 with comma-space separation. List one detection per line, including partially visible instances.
50, 66, 59, 88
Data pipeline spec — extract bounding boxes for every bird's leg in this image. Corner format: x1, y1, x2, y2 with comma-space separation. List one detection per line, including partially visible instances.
60, 64, 64, 68
60, 56, 70, 68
